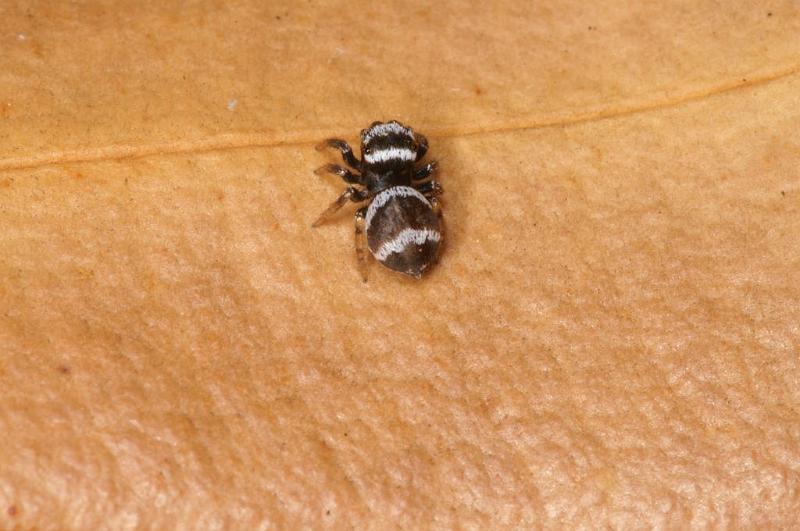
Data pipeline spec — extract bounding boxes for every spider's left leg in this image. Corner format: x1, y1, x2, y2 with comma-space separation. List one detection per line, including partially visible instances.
316, 139, 360, 170
312, 186, 369, 227
314, 163, 366, 186
354, 207, 369, 282
414, 179, 443, 199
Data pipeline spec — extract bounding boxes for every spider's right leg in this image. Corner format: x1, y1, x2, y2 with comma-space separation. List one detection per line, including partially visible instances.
354, 207, 369, 282
314, 163, 366, 186
429, 196, 443, 220
413, 160, 438, 181
414, 179, 443, 198
312, 186, 368, 227
429, 196, 445, 261
315, 139, 360, 170
414, 133, 429, 161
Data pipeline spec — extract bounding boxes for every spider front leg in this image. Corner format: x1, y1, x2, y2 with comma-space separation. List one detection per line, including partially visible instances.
354, 207, 369, 282
314, 163, 366, 186
413, 160, 438, 181
415, 133, 429, 161
415, 179, 443, 198
312, 186, 369, 227
315, 138, 361, 170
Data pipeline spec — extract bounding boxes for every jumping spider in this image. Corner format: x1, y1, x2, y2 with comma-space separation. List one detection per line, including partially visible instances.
313, 120, 443, 281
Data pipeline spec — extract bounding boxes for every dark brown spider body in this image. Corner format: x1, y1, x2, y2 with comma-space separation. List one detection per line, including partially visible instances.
313, 120, 443, 280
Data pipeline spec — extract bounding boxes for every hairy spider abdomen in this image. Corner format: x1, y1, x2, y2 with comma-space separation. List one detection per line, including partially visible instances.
366, 186, 441, 279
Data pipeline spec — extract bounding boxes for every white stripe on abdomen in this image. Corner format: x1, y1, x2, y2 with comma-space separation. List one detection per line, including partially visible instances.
365, 186, 429, 230
373, 228, 441, 261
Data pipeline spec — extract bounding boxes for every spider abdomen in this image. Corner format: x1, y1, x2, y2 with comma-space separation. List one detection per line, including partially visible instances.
366, 186, 441, 279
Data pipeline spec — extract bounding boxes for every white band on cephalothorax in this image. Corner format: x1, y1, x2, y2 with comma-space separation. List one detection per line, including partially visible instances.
373, 228, 441, 261
366, 186, 429, 229
362, 122, 412, 144
363, 146, 416, 164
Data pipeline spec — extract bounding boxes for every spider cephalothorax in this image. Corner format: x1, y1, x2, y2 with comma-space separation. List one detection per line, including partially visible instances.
313, 120, 443, 281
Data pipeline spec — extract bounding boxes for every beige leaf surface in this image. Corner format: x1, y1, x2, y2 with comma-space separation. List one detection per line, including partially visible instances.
1, 1, 799, 528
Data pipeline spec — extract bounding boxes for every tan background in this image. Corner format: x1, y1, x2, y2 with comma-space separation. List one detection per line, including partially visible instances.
2, 0, 800, 528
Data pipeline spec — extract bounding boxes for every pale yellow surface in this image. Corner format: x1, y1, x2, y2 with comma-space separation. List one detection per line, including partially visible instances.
1, 1, 799, 528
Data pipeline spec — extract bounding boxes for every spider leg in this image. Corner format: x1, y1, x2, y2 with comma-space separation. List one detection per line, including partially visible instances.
315, 138, 361, 169
314, 163, 366, 186
429, 196, 444, 260
415, 133, 429, 161
312, 186, 369, 227
354, 207, 369, 282
414, 179, 443, 198
413, 160, 438, 181
430, 196, 443, 218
